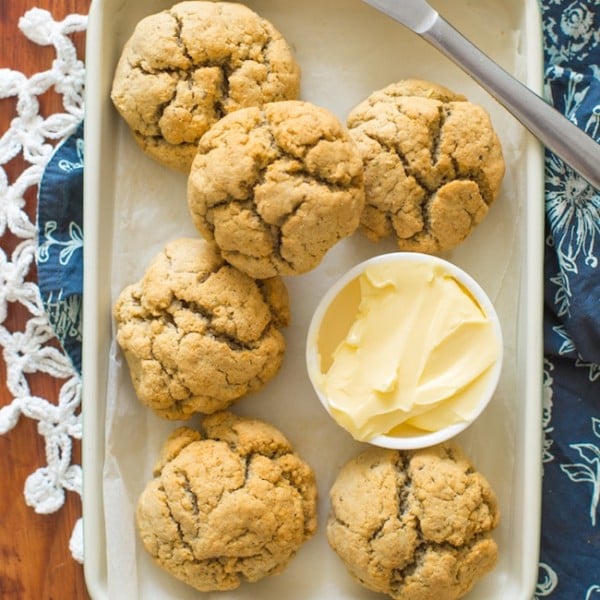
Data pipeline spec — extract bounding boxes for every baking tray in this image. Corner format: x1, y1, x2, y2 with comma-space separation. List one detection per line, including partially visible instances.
82, 0, 544, 598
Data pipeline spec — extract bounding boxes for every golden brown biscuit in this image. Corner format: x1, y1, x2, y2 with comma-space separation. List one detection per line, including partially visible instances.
113, 238, 289, 419
110, 1, 301, 172
136, 411, 318, 592
187, 100, 365, 278
347, 79, 505, 253
327, 442, 500, 600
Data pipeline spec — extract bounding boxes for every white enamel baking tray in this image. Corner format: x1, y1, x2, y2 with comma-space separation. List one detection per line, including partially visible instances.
83, 0, 544, 598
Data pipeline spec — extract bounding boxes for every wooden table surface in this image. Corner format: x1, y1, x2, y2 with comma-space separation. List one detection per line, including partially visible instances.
0, 1, 91, 598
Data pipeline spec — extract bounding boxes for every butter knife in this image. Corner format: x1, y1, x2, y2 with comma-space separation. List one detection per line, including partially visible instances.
362, 0, 600, 190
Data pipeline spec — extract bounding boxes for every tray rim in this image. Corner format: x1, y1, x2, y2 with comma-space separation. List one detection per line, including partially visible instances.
81, 0, 545, 597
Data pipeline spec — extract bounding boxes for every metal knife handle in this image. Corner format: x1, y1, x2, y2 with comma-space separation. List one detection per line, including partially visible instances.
423, 15, 600, 190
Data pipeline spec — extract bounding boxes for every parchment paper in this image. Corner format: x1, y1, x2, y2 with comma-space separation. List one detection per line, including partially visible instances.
101, 0, 534, 597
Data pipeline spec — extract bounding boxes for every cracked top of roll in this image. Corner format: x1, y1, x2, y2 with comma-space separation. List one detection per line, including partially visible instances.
347, 79, 505, 254
113, 237, 289, 420
136, 411, 318, 592
187, 100, 366, 279
327, 442, 500, 600
110, 1, 301, 172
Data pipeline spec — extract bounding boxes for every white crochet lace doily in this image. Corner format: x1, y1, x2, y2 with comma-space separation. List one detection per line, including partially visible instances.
0, 8, 87, 562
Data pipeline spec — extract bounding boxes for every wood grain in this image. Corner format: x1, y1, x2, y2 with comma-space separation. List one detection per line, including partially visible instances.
0, 1, 91, 598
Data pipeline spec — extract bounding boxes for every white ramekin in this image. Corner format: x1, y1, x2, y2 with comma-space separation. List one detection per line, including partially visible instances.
305, 252, 504, 450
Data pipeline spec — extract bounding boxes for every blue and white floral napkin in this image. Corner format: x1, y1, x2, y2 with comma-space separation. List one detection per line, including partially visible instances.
537, 1, 600, 598
34, 1, 599, 596
36, 121, 83, 374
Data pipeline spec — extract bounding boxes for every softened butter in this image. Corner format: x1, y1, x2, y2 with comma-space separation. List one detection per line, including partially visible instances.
314, 259, 500, 442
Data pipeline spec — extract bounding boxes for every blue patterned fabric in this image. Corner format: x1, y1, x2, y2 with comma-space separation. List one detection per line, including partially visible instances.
36, 121, 84, 374
33, 2, 600, 595
536, 1, 600, 598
